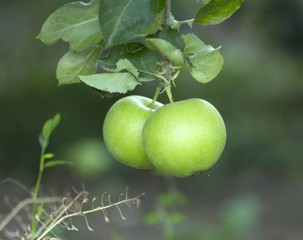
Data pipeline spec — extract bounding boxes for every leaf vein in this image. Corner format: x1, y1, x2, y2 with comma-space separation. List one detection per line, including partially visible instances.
106, 0, 133, 46
42, 17, 98, 37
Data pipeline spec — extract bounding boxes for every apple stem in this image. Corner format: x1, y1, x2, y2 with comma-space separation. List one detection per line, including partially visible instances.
149, 84, 162, 108
165, 87, 174, 103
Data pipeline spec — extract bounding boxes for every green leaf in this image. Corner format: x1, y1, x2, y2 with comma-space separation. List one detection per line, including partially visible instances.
158, 193, 174, 205
37, 203, 45, 218
112, 59, 140, 77
169, 212, 185, 224
144, 211, 160, 225
44, 153, 55, 159
2, 178, 32, 196
156, 0, 166, 12
98, 45, 125, 69
56, 46, 102, 85
142, 9, 165, 35
99, 58, 140, 80
39, 113, 61, 148
168, 13, 180, 29
145, 38, 185, 66
157, 192, 187, 206
111, 235, 124, 240
80, 72, 140, 94
44, 160, 74, 168
126, 44, 159, 76
37, 0, 103, 51
183, 34, 223, 83
99, 0, 155, 48
194, 0, 245, 25
98, 43, 158, 81
149, 25, 185, 51
97, 91, 121, 98
196, 0, 211, 4
176, 192, 188, 205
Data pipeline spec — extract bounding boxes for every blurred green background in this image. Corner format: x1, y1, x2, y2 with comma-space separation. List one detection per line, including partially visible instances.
0, 0, 302, 239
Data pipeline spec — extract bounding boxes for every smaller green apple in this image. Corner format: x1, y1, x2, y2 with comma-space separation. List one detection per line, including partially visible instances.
142, 98, 226, 177
103, 95, 163, 169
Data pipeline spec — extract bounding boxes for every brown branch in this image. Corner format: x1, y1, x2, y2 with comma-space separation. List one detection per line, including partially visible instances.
37, 193, 145, 240
0, 197, 61, 232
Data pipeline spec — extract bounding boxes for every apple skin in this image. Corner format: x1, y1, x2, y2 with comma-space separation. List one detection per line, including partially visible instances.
103, 95, 163, 169
142, 98, 226, 177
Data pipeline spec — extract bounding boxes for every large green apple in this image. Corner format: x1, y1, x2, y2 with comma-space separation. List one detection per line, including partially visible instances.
103, 95, 163, 169
142, 98, 226, 177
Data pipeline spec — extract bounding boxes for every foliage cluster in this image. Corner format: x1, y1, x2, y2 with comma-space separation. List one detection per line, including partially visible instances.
37, 0, 244, 98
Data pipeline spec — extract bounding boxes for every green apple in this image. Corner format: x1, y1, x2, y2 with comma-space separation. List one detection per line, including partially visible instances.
142, 98, 226, 177
103, 95, 163, 169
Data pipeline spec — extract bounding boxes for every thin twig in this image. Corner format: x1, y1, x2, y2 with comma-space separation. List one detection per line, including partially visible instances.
37, 193, 145, 240
0, 197, 61, 232
34, 191, 87, 239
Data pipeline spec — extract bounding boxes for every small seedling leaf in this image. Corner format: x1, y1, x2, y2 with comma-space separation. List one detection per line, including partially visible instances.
194, 0, 245, 25
44, 153, 55, 159
39, 113, 61, 148
44, 160, 74, 168
57, 46, 102, 85
2, 178, 32, 196
37, 203, 45, 218
37, 0, 103, 51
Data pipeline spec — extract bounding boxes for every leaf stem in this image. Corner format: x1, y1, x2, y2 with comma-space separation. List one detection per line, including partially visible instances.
179, 18, 194, 25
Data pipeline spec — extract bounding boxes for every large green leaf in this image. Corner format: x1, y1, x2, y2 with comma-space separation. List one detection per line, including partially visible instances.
194, 0, 245, 25
37, 0, 103, 51
56, 46, 102, 85
98, 43, 158, 81
183, 34, 223, 83
99, 0, 155, 48
80, 72, 140, 93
